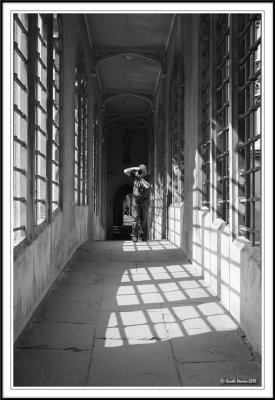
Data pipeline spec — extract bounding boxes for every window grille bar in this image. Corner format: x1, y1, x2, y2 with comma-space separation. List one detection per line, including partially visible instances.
52, 160, 59, 168
53, 41, 60, 53
14, 104, 27, 119
238, 102, 261, 120
238, 134, 261, 149
250, 37, 261, 51
217, 101, 229, 115
52, 140, 59, 149
201, 140, 210, 151
13, 225, 26, 232
13, 196, 26, 203
35, 100, 47, 114
35, 75, 47, 92
35, 149, 46, 159
53, 62, 60, 73
35, 198, 46, 204
239, 166, 260, 176
53, 82, 60, 92
217, 126, 229, 137
239, 197, 261, 203
14, 73, 28, 92
216, 53, 229, 71
35, 174, 46, 182
217, 151, 229, 160
14, 15, 28, 35
218, 199, 230, 204
238, 80, 251, 93
249, 69, 261, 82
14, 166, 26, 175
36, 52, 47, 70
37, 29, 47, 47
52, 180, 59, 186
14, 135, 27, 149
218, 175, 229, 182
35, 125, 48, 138
239, 226, 260, 233
14, 42, 28, 63
52, 121, 59, 129
217, 28, 229, 48
238, 21, 253, 39
238, 50, 253, 67
216, 76, 229, 93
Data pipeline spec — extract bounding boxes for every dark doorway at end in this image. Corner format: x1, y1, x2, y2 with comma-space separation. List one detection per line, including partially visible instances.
112, 184, 133, 240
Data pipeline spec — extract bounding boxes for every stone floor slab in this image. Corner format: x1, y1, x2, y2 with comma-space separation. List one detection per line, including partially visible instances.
87, 339, 180, 386
170, 330, 253, 362
57, 271, 105, 285
64, 260, 110, 273
177, 360, 261, 387
14, 348, 91, 386
13, 239, 262, 388
47, 282, 103, 303
15, 321, 96, 350
32, 300, 99, 323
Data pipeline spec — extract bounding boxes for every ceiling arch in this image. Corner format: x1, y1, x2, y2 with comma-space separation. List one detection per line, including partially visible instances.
92, 50, 165, 74
85, 14, 175, 133
103, 92, 153, 108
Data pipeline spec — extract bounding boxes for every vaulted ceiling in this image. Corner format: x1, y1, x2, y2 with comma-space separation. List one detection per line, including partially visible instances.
84, 14, 175, 134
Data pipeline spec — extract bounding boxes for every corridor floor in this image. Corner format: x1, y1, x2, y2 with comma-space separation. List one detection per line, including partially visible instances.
14, 240, 261, 387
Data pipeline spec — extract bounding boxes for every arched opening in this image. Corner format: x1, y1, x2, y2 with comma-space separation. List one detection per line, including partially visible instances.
112, 184, 133, 240
122, 193, 133, 226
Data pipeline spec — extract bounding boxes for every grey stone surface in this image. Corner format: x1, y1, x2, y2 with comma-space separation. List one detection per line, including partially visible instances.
87, 339, 180, 386
14, 348, 91, 386
177, 360, 261, 387
32, 300, 99, 323
14, 239, 262, 387
170, 330, 252, 363
16, 321, 96, 350
57, 271, 105, 285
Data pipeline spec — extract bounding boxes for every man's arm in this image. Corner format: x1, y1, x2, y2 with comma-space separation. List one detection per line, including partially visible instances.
124, 167, 140, 176
141, 178, 150, 189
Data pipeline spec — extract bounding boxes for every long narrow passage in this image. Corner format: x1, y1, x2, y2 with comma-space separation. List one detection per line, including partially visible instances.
14, 240, 261, 387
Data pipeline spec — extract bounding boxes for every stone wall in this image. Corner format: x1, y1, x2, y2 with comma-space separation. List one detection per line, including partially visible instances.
192, 209, 261, 353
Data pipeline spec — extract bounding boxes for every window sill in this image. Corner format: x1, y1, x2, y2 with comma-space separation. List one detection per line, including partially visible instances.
13, 236, 32, 261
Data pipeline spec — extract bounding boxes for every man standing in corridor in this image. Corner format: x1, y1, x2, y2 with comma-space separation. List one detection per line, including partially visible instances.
124, 164, 151, 241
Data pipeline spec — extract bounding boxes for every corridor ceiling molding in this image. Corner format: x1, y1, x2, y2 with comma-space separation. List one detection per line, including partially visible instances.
91, 48, 166, 74
84, 13, 175, 135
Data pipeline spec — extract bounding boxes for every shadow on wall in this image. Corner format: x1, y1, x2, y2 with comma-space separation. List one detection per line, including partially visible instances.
192, 208, 261, 354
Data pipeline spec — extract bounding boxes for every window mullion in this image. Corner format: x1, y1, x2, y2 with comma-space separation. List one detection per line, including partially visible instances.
26, 14, 37, 241
46, 16, 53, 220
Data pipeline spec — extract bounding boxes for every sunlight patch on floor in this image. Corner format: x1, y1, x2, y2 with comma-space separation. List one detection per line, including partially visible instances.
104, 262, 238, 347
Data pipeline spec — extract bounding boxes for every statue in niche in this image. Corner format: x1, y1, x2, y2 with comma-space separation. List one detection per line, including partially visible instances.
122, 128, 132, 164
